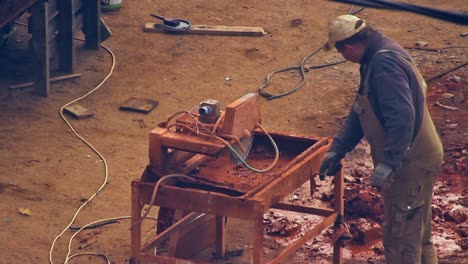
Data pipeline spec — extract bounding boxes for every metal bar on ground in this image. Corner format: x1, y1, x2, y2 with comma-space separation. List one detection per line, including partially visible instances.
9, 73, 81, 89
268, 212, 339, 264
427, 60, 468, 82
272, 202, 335, 217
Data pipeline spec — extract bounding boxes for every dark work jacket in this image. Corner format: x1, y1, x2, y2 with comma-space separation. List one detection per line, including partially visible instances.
330, 31, 424, 170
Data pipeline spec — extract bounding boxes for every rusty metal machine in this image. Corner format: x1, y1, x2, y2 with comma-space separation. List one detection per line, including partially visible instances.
130, 93, 345, 264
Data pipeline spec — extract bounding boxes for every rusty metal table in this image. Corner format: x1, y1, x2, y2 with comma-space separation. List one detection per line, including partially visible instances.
130, 132, 344, 264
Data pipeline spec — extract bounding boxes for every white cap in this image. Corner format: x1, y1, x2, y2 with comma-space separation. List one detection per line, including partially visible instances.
323, 15, 366, 52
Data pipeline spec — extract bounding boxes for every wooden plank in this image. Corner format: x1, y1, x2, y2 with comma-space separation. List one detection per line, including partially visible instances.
58, 0, 74, 72
9, 73, 81, 89
30, 0, 50, 97
272, 203, 334, 217
144, 23, 266, 36
0, 0, 36, 29
221, 93, 261, 139
83, 0, 99, 49
135, 180, 264, 220
268, 212, 338, 264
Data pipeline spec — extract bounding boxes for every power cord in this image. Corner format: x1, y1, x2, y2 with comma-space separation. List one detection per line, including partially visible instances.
47, 40, 116, 264
129, 174, 196, 230
12, 20, 123, 264
64, 216, 158, 264
257, 6, 363, 100
215, 122, 280, 172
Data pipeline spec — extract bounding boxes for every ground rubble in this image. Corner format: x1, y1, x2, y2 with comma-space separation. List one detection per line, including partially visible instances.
263, 138, 467, 263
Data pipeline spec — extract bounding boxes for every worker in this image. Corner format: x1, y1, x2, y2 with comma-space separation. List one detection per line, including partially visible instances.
319, 14, 443, 264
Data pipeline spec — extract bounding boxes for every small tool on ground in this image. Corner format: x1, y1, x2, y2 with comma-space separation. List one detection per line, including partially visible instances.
149, 13, 192, 32
150, 14, 181, 27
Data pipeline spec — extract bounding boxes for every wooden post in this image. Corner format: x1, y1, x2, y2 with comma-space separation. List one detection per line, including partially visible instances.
168, 210, 184, 256
253, 212, 264, 264
215, 216, 226, 258
30, 0, 50, 97
130, 181, 142, 264
332, 167, 345, 264
58, 0, 74, 72
83, 0, 100, 49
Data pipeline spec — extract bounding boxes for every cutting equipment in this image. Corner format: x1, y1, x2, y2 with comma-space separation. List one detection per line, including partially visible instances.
130, 93, 346, 264
148, 93, 261, 177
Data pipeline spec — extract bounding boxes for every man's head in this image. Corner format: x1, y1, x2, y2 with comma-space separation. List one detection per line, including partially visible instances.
324, 15, 369, 63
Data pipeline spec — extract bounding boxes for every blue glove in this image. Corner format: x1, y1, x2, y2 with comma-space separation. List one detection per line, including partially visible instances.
370, 163, 393, 189
319, 152, 343, 180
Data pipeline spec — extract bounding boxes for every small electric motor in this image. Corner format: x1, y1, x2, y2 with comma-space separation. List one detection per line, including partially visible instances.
199, 99, 221, 124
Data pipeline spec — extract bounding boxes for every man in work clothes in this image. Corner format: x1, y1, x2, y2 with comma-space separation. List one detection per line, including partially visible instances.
319, 15, 443, 264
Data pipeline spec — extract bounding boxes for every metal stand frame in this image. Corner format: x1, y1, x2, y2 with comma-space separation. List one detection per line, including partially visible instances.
130, 135, 344, 264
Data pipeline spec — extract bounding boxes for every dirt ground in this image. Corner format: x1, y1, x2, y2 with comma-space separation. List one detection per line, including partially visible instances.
0, 0, 467, 263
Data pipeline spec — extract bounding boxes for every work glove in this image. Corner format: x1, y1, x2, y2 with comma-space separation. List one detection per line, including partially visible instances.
370, 163, 394, 190
319, 152, 343, 180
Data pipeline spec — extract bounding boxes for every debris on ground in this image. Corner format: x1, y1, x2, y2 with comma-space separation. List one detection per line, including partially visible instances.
264, 211, 302, 237
64, 104, 94, 119
348, 218, 382, 245
17, 208, 31, 216
119, 97, 159, 114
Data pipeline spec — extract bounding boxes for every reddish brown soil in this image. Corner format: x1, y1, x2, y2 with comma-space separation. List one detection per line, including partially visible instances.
0, 0, 466, 263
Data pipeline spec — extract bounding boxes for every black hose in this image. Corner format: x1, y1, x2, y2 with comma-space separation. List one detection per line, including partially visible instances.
257, 7, 362, 100
329, 0, 468, 25
258, 47, 322, 100
69, 220, 119, 230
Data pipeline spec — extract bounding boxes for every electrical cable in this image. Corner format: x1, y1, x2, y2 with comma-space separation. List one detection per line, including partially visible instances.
129, 174, 196, 230
64, 216, 158, 264
258, 46, 323, 100
13, 19, 119, 264
48, 40, 115, 264
215, 122, 280, 172
67, 253, 111, 264
160, 107, 280, 173
257, 6, 362, 100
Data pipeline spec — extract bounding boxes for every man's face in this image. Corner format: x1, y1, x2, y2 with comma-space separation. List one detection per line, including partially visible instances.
336, 44, 363, 63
